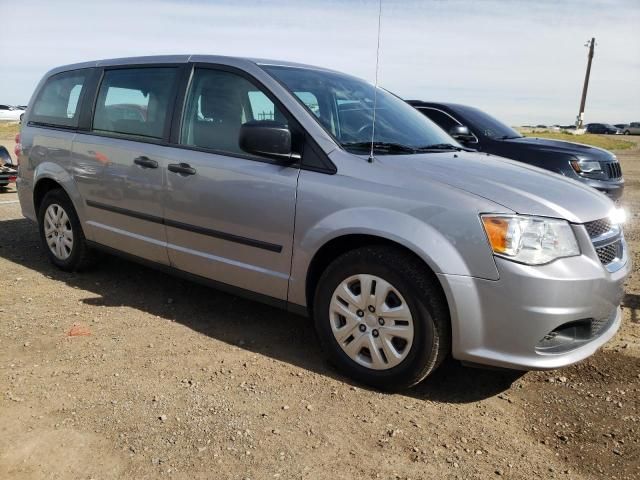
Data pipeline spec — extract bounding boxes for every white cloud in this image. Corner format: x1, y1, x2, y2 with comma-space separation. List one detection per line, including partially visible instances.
1, 0, 638, 124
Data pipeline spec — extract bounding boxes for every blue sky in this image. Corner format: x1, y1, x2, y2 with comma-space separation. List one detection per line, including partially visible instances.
0, 0, 638, 125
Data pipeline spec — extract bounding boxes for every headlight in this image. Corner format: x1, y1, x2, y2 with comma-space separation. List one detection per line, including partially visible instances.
570, 160, 601, 173
610, 207, 627, 225
481, 215, 579, 265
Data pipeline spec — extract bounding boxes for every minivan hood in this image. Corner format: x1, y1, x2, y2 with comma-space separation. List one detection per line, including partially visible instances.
387, 150, 614, 224
503, 136, 616, 161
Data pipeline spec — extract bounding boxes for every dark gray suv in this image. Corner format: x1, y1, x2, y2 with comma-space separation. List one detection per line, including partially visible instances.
409, 102, 625, 201
16, 56, 630, 389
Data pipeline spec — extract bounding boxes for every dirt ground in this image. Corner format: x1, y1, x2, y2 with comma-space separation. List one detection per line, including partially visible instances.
1, 137, 639, 480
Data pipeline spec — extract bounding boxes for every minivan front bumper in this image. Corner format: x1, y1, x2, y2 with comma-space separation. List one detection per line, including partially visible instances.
439, 245, 629, 371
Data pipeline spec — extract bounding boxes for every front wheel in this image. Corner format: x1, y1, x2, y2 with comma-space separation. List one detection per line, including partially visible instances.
38, 189, 95, 271
313, 246, 450, 390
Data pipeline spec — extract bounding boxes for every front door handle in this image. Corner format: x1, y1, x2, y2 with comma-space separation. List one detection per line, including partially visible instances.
168, 163, 196, 176
134, 156, 158, 169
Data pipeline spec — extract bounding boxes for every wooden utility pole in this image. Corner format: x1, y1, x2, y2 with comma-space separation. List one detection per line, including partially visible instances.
576, 37, 595, 128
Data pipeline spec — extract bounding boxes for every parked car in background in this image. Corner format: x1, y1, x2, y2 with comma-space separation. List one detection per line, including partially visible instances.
0, 146, 17, 188
17, 56, 629, 389
622, 122, 640, 135
0, 145, 12, 165
0, 105, 24, 122
585, 123, 622, 135
408, 101, 624, 200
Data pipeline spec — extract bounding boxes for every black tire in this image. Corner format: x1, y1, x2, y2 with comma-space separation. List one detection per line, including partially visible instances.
313, 246, 450, 390
38, 188, 95, 271
624, 130, 630, 135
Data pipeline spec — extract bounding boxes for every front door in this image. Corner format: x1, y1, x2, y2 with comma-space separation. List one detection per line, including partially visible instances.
162, 67, 299, 300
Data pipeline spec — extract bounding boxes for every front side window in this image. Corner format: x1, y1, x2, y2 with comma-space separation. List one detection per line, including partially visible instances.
453, 105, 522, 140
418, 108, 460, 133
262, 65, 458, 155
180, 68, 288, 155
31, 70, 88, 127
93, 67, 178, 139
294, 91, 321, 118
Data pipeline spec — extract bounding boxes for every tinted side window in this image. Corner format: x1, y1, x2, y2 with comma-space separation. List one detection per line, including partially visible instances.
31, 70, 88, 127
180, 68, 288, 155
418, 108, 459, 133
93, 67, 178, 139
247, 91, 275, 121
294, 91, 321, 118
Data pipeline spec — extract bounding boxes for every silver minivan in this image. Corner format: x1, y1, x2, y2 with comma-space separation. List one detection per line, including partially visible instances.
16, 56, 630, 389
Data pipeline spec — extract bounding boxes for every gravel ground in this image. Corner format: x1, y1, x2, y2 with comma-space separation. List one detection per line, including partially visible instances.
1, 137, 639, 480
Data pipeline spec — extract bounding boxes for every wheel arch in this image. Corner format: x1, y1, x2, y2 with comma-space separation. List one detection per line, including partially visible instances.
304, 233, 451, 316
32, 161, 87, 226
33, 177, 66, 214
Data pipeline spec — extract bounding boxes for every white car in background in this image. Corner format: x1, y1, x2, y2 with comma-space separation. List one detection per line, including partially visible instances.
623, 122, 640, 135
0, 105, 24, 122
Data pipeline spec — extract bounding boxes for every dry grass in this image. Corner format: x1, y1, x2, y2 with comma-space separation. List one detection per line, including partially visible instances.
0, 122, 20, 140
521, 130, 634, 151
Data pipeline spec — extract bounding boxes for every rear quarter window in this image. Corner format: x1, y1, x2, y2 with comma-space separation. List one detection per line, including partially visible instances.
30, 70, 89, 128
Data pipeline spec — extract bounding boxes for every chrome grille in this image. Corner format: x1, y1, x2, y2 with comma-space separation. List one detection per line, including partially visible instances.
584, 218, 624, 269
596, 242, 621, 264
605, 162, 622, 179
584, 219, 611, 239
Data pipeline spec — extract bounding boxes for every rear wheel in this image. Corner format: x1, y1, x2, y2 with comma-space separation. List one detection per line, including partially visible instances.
313, 246, 450, 390
38, 189, 95, 271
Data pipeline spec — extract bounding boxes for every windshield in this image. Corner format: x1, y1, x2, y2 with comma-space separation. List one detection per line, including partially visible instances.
453, 105, 522, 140
261, 65, 459, 154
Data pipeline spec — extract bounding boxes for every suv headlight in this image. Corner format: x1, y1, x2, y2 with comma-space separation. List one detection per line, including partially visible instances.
481, 215, 579, 265
570, 160, 601, 173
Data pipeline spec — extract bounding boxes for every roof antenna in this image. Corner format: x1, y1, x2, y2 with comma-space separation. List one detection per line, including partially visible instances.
368, 0, 383, 163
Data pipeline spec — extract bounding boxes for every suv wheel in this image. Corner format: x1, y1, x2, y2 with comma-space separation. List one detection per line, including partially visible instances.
38, 189, 95, 271
313, 246, 450, 390
624, 130, 630, 135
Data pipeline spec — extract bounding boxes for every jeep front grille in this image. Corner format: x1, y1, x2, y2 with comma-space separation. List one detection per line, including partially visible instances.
605, 162, 622, 179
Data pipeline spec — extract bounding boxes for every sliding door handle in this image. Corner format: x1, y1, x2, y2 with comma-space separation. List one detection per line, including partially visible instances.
133, 156, 158, 169
168, 163, 196, 176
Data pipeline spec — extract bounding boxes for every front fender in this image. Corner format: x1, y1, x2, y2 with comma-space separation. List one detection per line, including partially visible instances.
288, 206, 499, 307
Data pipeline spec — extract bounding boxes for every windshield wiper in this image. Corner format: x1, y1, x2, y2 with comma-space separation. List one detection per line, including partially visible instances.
342, 142, 418, 154
415, 143, 464, 152
499, 135, 523, 140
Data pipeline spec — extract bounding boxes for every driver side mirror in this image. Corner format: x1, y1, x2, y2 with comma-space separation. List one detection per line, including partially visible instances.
239, 121, 298, 161
449, 125, 476, 143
